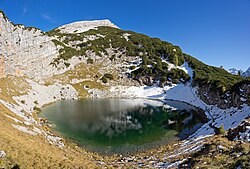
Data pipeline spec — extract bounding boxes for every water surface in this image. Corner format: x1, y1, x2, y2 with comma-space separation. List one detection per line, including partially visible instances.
42, 99, 203, 153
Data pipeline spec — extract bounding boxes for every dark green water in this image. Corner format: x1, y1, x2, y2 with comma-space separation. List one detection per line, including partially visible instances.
41, 99, 203, 154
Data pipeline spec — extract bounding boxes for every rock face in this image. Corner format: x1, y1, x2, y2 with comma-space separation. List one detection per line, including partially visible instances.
0, 150, 6, 158
57, 19, 119, 34
0, 55, 5, 78
0, 12, 59, 79
0, 13, 119, 80
198, 82, 250, 109
227, 118, 250, 142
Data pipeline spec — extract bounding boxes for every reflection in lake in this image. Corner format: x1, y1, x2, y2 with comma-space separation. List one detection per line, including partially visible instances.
42, 99, 204, 153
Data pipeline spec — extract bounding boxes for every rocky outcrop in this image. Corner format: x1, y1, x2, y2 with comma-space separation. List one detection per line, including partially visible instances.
0, 12, 59, 80
198, 82, 250, 109
227, 118, 250, 142
0, 12, 121, 80
0, 151, 6, 158
0, 55, 5, 78
57, 19, 119, 34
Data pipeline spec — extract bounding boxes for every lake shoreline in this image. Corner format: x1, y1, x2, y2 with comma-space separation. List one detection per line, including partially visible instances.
41, 98, 207, 155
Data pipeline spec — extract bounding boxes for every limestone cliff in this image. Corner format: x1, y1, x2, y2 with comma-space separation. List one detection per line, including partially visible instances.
0, 13, 118, 80
57, 19, 118, 34
0, 12, 59, 79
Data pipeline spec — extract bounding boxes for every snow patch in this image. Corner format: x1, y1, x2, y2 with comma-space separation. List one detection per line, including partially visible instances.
12, 124, 38, 136
0, 151, 6, 158
13, 79, 78, 113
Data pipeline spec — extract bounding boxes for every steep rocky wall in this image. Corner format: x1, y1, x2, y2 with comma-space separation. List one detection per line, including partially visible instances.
198, 83, 250, 109
0, 13, 59, 80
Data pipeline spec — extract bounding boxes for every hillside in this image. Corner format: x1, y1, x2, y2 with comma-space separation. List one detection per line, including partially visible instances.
0, 10, 250, 168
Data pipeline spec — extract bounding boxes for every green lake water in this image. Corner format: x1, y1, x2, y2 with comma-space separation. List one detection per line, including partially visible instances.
41, 99, 203, 154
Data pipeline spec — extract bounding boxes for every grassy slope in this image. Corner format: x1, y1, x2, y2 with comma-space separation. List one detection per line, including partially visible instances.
49, 26, 190, 84
1, 102, 249, 168
0, 104, 104, 168
188, 135, 250, 169
0, 76, 30, 103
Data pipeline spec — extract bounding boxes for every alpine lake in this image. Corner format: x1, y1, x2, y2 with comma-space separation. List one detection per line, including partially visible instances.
41, 99, 206, 154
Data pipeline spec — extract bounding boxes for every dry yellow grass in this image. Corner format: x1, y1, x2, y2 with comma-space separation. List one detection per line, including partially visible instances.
0, 76, 30, 103
43, 63, 109, 98
0, 103, 108, 168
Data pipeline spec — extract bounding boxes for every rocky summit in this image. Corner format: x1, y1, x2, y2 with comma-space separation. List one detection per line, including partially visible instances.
0, 9, 250, 168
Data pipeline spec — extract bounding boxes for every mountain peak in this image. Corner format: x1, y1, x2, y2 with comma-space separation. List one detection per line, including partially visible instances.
228, 68, 243, 75
228, 67, 250, 77
56, 19, 119, 34
242, 67, 250, 77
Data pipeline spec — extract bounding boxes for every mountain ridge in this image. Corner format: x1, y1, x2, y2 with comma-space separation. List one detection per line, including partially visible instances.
228, 67, 250, 77
56, 19, 119, 34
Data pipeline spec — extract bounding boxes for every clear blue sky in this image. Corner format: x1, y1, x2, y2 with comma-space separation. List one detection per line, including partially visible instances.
1, 0, 250, 70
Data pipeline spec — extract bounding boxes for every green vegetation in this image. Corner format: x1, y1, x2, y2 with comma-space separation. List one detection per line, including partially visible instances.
188, 135, 250, 169
101, 76, 108, 83
47, 26, 249, 89
104, 73, 114, 80
230, 79, 250, 94
87, 58, 94, 64
48, 26, 184, 67
24, 26, 40, 32
47, 27, 189, 84
217, 124, 225, 135
184, 54, 244, 93
46, 29, 61, 36
132, 60, 190, 84
33, 106, 41, 112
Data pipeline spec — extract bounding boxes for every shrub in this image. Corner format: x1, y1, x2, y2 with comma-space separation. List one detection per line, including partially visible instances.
33, 106, 41, 112
104, 73, 114, 80
216, 124, 225, 135
184, 54, 243, 92
110, 55, 116, 61
87, 58, 94, 64
101, 76, 108, 83
64, 62, 70, 68
160, 76, 167, 83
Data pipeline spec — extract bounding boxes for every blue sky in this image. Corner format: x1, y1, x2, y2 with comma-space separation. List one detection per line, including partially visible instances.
1, 0, 250, 70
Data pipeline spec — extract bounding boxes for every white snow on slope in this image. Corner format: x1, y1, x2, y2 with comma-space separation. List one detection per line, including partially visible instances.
12, 124, 38, 136
228, 68, 243, 75
161, 60, 191, 76
109, 62, 250, 139
13, 79, 78, 113
0, 99, 37, 125
235, 125, 250, 142
228, 67, 250, 77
